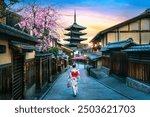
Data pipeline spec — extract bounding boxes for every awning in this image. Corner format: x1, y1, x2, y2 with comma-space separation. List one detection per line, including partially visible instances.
9, 41, 35, 52
88, 53, 102, 60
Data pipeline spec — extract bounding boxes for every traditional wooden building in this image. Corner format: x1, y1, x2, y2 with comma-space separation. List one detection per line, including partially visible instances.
0, 6, 57, 99
101, 38, 135, 77
35, 53, 52, 91
0, 23, 38, 99
123, 44, 150, 85
57, 42, 73, 67
91, 9, 150, 47
101, 38, 150, 93
87, 53, 102, 69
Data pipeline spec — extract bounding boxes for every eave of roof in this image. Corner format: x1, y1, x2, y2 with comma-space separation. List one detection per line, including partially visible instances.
123, 44, 150, 52
88, 53, 102, 60
101, 38, 135, 51
65, 23, 86, 30
9, 41, 35, 52
64, 31, 87, 36
0, 23, 38, 44
64, 38, 87, 42
90, 9, 150, 42
57, 42, 73, 52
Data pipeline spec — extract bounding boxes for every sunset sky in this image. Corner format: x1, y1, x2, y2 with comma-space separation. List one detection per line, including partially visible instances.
21, 0, 150, 44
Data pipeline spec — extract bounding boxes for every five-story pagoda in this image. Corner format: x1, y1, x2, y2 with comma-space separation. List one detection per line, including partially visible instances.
64, 10, 87, 50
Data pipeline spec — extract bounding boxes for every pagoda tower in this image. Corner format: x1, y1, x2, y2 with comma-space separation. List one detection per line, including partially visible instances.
64, 10, 87, 50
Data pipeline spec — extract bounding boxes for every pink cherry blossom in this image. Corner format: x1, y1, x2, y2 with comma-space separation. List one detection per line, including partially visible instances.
17, 5, 61, 51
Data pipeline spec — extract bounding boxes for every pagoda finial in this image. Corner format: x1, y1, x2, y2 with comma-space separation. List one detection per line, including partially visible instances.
74, 9, 76, 23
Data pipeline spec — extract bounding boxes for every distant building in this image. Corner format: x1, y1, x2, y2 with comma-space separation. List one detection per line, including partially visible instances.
6, 11, 22, 29
91, 9, 150, 47
64, 10, 87, 51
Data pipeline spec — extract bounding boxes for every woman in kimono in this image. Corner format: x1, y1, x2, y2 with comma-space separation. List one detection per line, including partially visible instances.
68, 64, 80, 97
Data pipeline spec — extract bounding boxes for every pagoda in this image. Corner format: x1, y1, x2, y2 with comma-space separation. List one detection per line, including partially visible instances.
64, 10, 87, 50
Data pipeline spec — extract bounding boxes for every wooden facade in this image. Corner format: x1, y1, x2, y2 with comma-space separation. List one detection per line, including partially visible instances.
0, 11, 63, 99
101, 39, 150, 84
35, 54, 52, 90
111, 52, 128, 77
124, 45, 150, 84
128, 60, 150, 83
102, 57, 111, 69
12, 53, 24, 99
24, 58, 36, 99
87, 53, 102, 69
0, 22, 38, 99
0, 64, 12, 99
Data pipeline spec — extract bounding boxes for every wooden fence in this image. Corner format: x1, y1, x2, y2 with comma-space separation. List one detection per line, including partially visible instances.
24, 58, 36, 91
0, 64, 12, 99
111, 52, 128, 77
36, 57, 48, 90
102, 57, 111, 69
128, 59, 150, 84
102, 51, 150, 84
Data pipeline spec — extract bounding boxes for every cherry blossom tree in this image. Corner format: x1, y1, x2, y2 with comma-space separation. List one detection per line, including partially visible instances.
17, 4, 61, 52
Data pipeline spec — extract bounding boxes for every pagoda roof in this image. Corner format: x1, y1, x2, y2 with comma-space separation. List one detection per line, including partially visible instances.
64, 31, 87, 36
65, 23, 86, 30
64, 37, 87, 42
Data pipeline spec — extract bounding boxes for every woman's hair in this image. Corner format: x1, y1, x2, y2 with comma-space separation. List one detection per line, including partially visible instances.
72, 64, 76, 68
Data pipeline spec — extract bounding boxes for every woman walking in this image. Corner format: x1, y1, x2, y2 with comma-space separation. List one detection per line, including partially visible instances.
68, 64, 80, 97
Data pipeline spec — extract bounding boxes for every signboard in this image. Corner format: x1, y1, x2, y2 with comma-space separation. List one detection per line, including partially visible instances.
0, 45, 6, 53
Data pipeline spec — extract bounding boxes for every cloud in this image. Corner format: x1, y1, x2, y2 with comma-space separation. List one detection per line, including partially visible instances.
60, 6, 126, 43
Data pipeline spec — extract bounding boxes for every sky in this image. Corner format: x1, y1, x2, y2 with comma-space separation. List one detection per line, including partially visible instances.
19, 0, 150, 44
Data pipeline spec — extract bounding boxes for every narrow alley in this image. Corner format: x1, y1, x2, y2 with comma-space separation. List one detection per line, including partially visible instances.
42, 63, 132, 100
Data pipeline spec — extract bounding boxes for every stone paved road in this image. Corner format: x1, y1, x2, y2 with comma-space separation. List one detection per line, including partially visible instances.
43, 64, 130, 100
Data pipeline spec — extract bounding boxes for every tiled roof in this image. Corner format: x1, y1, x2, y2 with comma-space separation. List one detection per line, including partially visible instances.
101, 46, 109, 52
88, 53, 102, 60
57, 42, 73, 52
64, 37, 87, 41
64, 31, 87, 36
65, 23, 86, 30
9, 41, 35, 51
123, 44, 150, 52
101, 38, 134, 51
0, 23, 38, 44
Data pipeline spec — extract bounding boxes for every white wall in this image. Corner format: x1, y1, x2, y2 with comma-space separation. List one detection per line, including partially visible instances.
141, 18, 150, 30
107, 33, 116, 43
130, 21, 139, 30
119, 25, 128, 31
25, 51, 35, 60
141, 32, 150, 44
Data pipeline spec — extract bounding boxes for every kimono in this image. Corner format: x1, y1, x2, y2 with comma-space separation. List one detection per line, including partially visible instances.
68, 68, 80, 96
